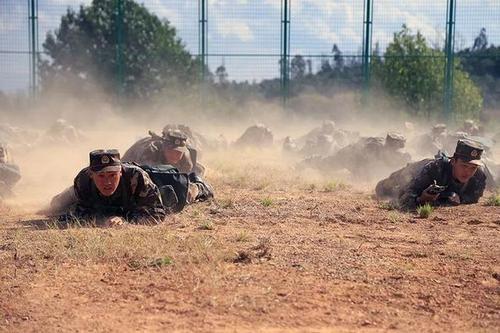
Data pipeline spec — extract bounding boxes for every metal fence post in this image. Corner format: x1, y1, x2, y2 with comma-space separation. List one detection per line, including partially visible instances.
199, 0, 208, 106
28, 0, 39, 99
280, 0, 291, 108
362, 0, 373, 106
444, 0, 456, 120
115, 0, 125, 99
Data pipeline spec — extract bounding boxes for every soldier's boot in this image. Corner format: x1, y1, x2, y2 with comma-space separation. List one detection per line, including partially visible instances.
159, 185, 180, 212
375, 177, 397, 199
40, 186, 78, 216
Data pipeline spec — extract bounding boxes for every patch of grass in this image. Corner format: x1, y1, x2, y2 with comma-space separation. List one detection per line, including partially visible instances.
485, 194, 500, 206
235, 231, 250, 242
306, 183, 316, 191
323, 180, 347, 192
387, 212, 402, 223
379, 201, 397, 211
416, 203, 434, 218
253, 180, 270, 191
149, 256, 173, 267
218, 198, 234, 209
199, 221, 214, 230
260, 197, 274, 207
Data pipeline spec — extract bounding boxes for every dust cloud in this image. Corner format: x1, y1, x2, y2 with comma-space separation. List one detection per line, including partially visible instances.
1, 91, 498, 212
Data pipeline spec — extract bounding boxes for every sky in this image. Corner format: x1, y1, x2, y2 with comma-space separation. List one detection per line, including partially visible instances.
1, 0, 499, 93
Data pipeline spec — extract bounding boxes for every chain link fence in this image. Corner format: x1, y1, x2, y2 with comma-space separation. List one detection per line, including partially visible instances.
0, 0, 499, 117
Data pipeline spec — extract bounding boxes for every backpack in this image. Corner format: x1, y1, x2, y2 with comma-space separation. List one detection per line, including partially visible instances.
138, 164, 189, 213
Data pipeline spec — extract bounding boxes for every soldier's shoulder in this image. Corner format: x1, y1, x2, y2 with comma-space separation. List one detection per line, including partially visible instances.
122, 163, 148, 177
474, 167, 487, 182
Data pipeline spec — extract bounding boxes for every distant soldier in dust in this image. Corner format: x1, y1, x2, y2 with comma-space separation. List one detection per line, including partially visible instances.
234, 124, 273, 148
300, 132, 411, 181
0, 143, 21, 198
123, 129, 205, 176
376, 140, 487, 210
412, 123, 447, 157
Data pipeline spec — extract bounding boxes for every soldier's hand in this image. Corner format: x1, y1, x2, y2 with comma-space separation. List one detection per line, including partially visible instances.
104, 216, 125, 227
418, 186, 440, 204
447, 192, 461, 205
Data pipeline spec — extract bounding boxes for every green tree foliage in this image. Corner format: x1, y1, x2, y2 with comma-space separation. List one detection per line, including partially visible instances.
40, 0, 198, 99
458, 28, 500, 109
373, 25, 483, 119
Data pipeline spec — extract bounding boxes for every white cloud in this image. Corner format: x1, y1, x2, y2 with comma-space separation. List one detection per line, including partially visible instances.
142, 0, 182, 27
217, 20, 254, 42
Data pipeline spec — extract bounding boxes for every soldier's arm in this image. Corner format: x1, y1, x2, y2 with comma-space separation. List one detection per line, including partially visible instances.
128, 170, 166, 223
71, 171, 97, 220
187, 173, 214, 203
460, 172, 486, 204
398, 161, 438, 210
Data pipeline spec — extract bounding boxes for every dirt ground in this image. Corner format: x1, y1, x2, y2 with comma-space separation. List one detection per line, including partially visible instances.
0, 149, 499, 333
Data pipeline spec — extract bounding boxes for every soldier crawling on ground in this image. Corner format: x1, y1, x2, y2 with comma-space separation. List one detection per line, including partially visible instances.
123, 129, 205, 176
299, 132, 411, 181
376, 140, 487, 210
0, 143, 21, 199
412, 123, 448, 157
45, 149, 213, 227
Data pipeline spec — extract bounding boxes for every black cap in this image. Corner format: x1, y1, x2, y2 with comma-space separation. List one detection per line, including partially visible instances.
453, 140, 483, 165
163, 130, 188, 152
89, 149, 121, 172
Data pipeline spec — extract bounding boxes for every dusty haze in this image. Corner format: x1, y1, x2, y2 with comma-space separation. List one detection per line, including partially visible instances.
1, 92, 498, 211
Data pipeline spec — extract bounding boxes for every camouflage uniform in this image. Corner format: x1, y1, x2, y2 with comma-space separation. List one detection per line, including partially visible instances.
0, 143, 21, 198
65, 150, 166, 222
376, 140, 487, 210
123, 130, 205, 176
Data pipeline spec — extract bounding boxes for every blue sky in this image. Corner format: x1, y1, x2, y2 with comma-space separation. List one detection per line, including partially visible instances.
1, 0, 499, 93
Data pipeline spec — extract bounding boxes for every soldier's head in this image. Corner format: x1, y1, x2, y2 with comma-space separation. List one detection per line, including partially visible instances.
463, 119, 475, 130
89, 149, 122, 197
0, 143, 10, 164
321, 120, 336, 133
384, 132, 406, 150
162, 130, 189, 164
451, 140, 483, 183
431, 123, 447, 137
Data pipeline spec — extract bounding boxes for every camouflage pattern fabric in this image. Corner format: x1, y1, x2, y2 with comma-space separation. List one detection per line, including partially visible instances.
70, 164, 166, 222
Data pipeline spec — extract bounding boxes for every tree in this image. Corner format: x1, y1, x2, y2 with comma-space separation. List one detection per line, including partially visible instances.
472, 28, 488, 51
215, 64, 228, 86
373, 25, 483, 119
40, 0, 198, 100
290, 55, 306, 80
458, 29, 500, 109
332, 44, 344, 69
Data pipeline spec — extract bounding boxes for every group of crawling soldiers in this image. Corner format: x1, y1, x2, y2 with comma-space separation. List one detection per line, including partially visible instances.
0, 118, 497, 226
287, 119, 497, 210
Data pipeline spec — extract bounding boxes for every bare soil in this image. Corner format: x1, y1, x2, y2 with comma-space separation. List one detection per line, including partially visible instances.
1, 154, 499, 332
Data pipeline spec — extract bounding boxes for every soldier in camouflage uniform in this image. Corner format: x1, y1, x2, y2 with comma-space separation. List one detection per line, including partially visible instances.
412, 123, 447, 157
0, 143, 21, 198
234, 124, 274, 148
52, 150, 166, 226
376, 140, 487, 210
300, 132, 410, 181
123, 129, 205, 176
